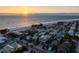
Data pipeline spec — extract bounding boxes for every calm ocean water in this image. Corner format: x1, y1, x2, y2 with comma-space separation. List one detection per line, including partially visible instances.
0, 13, 79, 29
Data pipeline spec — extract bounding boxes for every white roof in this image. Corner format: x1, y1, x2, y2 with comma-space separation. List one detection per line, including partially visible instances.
68, 30, 74, 36
0, 33, 6, 42
0, 36, 6, 43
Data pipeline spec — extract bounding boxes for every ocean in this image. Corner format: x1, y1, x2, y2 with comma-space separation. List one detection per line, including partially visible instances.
0, 13, 79, 29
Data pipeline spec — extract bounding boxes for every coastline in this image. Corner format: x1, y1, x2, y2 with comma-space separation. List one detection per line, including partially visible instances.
0, 18, 79, 31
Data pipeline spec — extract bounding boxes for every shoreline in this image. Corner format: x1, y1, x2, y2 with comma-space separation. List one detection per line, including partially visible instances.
0, 18, 79, 31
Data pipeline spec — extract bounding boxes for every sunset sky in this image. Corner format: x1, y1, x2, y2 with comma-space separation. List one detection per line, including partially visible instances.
0, 6, 79, 14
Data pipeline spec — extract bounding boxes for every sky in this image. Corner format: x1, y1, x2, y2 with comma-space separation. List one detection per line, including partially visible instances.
0, 6, 79, 14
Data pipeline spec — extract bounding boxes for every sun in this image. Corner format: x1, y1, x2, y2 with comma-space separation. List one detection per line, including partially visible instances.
22, 11, 29, 14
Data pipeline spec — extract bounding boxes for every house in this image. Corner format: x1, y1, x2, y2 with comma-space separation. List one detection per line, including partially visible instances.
57, 31, 65, 37
39, 34, 51, 42
0, 36, 7, 44
0, 42, 22, 53
75, 32, 79, 37
0, 35, 7, 48
68, 29, 74, 36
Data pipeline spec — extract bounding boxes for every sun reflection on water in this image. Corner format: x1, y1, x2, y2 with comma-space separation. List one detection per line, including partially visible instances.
19, 16, 34, 27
